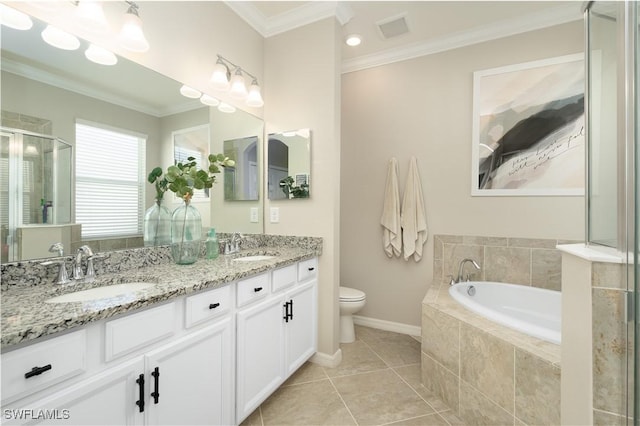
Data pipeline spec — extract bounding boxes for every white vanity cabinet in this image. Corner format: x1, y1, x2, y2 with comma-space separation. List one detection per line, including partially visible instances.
1, 257, 318, 426
235, 259, 318, 423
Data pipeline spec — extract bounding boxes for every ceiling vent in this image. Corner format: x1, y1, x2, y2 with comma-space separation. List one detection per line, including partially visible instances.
376, 13, 410, 40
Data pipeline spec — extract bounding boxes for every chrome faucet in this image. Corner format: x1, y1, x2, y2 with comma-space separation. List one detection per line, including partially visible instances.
40, 242, 70, 285
452, 258, 481, 285
73, 245, 95, 281
223, 233, 244, 255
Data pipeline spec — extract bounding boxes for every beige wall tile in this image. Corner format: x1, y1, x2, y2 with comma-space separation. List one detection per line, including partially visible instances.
515, 350, 561, 425
484, 246, 531, 285
462, 236, 508, 247
592, 262, 624, 290
593, 408, 628, 426
592, 288, 628, 416
460, 324, 514, 412
458, 381, 514, 426
422, 305, 460, 374
508, 238, 557, 249
421, 352, 460, 414
531, 248, 562, 291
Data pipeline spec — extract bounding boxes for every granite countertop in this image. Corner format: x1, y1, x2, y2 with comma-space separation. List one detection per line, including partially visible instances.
1, 244, 320, 350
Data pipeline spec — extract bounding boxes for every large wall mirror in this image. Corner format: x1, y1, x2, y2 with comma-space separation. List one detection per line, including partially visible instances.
268, 129, 311, 200
1, 12, 264, 261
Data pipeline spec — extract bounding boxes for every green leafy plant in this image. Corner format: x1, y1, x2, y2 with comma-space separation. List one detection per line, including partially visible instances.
148, 154, 235, 203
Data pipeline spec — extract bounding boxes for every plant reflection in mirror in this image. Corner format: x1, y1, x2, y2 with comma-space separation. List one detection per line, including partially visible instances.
279, 176, 309, 199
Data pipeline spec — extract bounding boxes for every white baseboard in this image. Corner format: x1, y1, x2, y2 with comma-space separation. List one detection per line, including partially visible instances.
309, 348, 343, 368
353, 315, 421, 337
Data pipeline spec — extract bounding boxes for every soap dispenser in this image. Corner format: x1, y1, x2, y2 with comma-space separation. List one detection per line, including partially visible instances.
206, 228, 219, 259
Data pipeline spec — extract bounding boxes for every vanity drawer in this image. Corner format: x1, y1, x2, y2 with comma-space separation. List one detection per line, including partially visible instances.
237, 273, 269, 307
298, 258, 318, 282
1, 330, 87, 404
105, 302, 175, 362
185, 285, 231, 328
272, 264, 297, 293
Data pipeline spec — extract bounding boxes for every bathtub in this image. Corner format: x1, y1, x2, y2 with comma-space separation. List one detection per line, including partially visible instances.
448, 281, 561, 344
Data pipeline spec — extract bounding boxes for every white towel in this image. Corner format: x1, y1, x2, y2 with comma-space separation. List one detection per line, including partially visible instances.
401, 157, 428, 261
380, 158, 402, 258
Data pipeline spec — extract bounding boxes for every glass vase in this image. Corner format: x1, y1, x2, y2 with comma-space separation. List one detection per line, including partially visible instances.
143, 199, 172, 247
170, 200, 202, 264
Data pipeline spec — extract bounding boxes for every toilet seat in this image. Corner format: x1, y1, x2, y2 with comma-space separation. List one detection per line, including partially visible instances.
339, 286, 366, 302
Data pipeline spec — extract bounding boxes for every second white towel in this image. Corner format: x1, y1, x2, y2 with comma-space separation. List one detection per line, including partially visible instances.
401, 156, 428, 261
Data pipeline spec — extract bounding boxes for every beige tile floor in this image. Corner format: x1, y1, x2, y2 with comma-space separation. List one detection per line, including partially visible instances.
241, 325, 464, 426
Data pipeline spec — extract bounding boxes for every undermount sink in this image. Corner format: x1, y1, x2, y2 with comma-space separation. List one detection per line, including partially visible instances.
45, 282, 156, 303
232, 255, 276, 262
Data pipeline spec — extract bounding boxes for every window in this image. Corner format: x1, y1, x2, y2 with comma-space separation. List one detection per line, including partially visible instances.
172, 125, 210, 202
75, 121, 146, 238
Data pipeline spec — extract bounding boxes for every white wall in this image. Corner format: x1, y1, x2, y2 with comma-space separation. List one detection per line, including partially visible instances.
264, 18, 342, 360
341, 21, 585, 328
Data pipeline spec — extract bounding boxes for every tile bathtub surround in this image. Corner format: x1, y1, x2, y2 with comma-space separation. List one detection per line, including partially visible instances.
0, 233, 323, 289
421, 303, 561, 425
433, 234, 576, 291
242, 325, 464, 426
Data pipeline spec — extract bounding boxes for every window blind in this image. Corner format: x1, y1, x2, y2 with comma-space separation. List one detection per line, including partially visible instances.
75, 122, 145, 238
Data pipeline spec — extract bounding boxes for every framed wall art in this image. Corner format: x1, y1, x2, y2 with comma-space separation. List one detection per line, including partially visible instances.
471, 53, 585, 196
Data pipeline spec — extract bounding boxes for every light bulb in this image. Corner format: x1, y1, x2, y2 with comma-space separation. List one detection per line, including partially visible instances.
246, 80, 264, 107
180, 85, 201, 99
75, 1, 109, 34
0, 4, 33, 30
42, 25, 80, 50
85, 44, 117, 66
119, 8, 149, 53
200, 94, 220, 106
229, 68, 247, 100
210, 62, 230, 91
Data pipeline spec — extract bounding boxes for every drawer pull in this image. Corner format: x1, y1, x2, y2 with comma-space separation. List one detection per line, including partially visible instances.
253, 287, 263, 292
308, 267, 315, 271
136, 374, 145, 412
25, 364, 52, 379
151, 367, 160, 404
209, 303, 220, 309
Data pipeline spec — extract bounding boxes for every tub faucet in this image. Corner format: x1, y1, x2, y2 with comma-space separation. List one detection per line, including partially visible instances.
454, 258, 481, 284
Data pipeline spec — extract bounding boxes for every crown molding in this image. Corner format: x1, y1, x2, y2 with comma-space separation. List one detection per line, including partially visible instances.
342, 3, 583, 74
2, 57, 200, 117
226, 1, 353, 38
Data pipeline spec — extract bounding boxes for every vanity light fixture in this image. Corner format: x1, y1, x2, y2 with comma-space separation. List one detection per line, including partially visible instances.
119, 1, 149, 53
218, 102, 236, 114
42, 25, 81, 50
0, 4, 33, 30
345, 33, 362, 47
75, 1, 110, 34
85, 44, 117, 65
200, 94, 220, 107
179, 85, 202, 99
210, 54, 264, 108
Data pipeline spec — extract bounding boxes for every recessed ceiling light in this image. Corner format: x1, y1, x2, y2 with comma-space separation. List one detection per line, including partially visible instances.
345, 34, 362, 47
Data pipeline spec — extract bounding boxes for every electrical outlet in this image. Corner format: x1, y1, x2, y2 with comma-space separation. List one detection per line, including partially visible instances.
250, 207, 259, 223
270, 207, 280, 223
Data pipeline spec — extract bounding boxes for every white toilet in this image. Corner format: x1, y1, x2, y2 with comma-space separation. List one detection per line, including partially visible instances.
339, 286, 367, 343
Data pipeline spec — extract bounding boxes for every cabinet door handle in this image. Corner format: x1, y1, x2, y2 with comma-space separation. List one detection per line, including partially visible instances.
290, 299, 294, 320
136, 374, 145, 413
24, 364, 52, 379
308, 267, 315, 271
283, 300, 291, 323
209, 303, 220, 309
151, 367, 160, 404
254, 287, 263, 292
